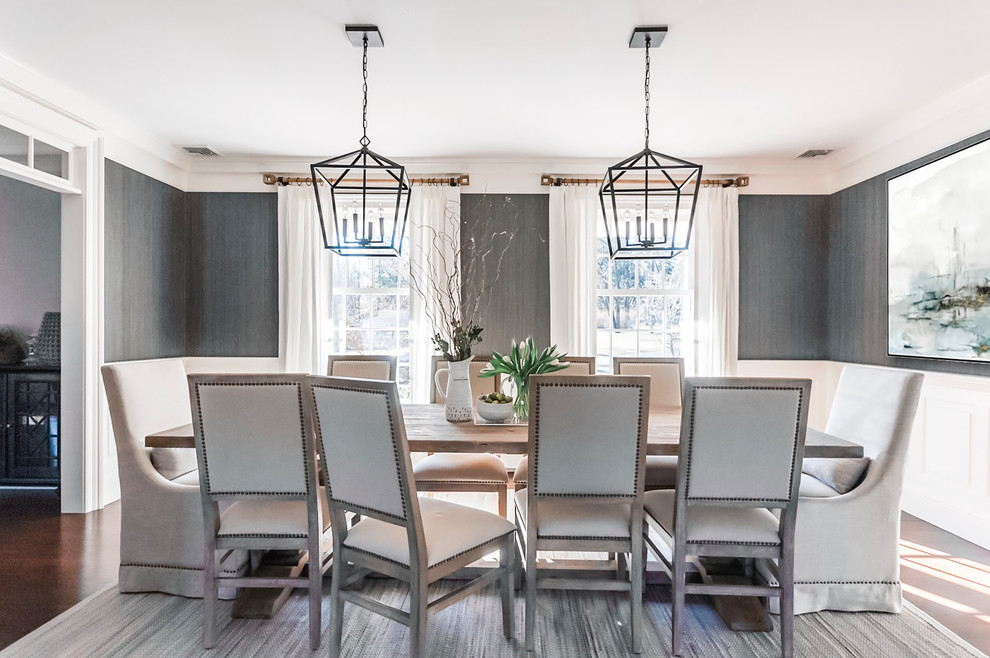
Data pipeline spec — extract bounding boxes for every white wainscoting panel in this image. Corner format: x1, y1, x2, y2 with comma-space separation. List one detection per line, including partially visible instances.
902, 371, 990, 549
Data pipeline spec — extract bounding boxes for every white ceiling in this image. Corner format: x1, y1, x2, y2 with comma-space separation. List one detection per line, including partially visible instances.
1, 0, 989, 162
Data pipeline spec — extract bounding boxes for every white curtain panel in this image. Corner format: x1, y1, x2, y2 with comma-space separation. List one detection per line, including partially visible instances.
692, 185, 739, 377
548, 185, 598, 358
277, 185, 332, 374
407, 185, 461, 403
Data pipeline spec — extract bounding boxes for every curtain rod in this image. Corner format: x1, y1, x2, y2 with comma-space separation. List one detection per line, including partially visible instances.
540, 174, 749, 188
261, 173, 470, 187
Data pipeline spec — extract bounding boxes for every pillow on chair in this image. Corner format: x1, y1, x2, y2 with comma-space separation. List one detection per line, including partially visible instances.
801, 457, 870, 494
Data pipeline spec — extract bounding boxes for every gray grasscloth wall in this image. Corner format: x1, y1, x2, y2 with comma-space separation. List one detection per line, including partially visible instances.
185, 193, 278, 356
738, 195, 829, 360
105, 160, 187, 360
739, 127, 990, 378
460, 194, 550, 354
0, 175, 61, 338
104, 161, 278, 361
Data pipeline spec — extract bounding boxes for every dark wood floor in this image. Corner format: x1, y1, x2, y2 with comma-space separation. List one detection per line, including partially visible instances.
1, 489, 988, 653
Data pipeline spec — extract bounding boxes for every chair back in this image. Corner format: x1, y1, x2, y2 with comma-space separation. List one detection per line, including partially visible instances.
557, 356, 596, 375
678, 377, 811, 507
102, 359, 194, 483
529, 374, 650, 497
613, 357, 684, 409
327, 354, 396, 381
825, 366, 923, 463
188, 374, 314, 499
306, 376, 414, 523
430, 354, 497, 402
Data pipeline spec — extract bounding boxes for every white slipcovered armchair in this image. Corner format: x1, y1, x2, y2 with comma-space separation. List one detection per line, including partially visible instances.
102, 358, 246, 597
785, 365, 923, 614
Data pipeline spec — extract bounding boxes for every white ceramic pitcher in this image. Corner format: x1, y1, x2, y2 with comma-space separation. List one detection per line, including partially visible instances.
434, 357, 474, 422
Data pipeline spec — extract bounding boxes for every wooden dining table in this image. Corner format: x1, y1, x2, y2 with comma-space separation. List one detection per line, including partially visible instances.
146, 403, 863, 458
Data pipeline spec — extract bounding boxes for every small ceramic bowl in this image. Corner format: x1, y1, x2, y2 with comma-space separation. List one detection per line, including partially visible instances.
477, 399, 515, 423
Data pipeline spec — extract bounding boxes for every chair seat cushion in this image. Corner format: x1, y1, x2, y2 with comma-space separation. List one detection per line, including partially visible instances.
645, 455, 678, 488
343, 497, 515, 568
219, 499, 323, 538
798, 473, 842, 498
512, 456, 529, 486
644, 490, 781, 546
801, 457, 870, 494
413, 453, 508, 484
148, 447, 198, 481
514, 489, 632, 540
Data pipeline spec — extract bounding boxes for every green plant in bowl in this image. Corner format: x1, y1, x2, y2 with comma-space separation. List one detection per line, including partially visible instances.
479, 337, 568, 421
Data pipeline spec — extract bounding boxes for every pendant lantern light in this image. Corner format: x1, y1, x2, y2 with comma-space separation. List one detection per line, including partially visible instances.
599, 26, 702, 260
311, 25, 410, 257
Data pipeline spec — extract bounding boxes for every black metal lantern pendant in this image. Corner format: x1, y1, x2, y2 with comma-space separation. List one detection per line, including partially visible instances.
311, 25, 410, 257
599, 26, 702, 260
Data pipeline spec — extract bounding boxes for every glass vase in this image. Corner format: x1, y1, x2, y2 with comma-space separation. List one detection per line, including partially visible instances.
512, 379, 530, 422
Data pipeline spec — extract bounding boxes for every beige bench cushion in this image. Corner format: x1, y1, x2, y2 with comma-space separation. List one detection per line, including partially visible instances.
413, 453, 508, 483
514, 488, 632, 540
343, 497, 515, 568
645, 489, 781, 546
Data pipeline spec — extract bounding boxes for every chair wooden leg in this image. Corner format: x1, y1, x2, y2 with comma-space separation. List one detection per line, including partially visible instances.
498, 486, 507, 518
779, 554, 794, 658
630, 540, 643, 653
328, 547, 345, 658
671, 554, 686, 657
309, 539, 322, 650
524, 539, 537, 652
410, 572, 429, 658
202, 545, 217, 649
500, 535, 515, 639
616, 551, 628, 583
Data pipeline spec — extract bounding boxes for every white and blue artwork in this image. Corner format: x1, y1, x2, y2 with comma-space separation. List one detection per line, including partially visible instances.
888, 138, 990, 361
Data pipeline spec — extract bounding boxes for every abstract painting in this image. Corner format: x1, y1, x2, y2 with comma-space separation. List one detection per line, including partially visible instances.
889, 137, 990, 361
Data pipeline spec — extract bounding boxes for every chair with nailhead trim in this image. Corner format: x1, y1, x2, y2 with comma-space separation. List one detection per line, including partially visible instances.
644, 377, 812, 658
306, 375, 517, 658
614, 357, 685, 492
188, 374, 332, 650
510, 356, 597, 490
516, 373, 651, 654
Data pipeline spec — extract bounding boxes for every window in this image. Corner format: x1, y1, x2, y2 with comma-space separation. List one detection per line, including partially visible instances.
595, 224, 692, 373
330, 245, 412, 399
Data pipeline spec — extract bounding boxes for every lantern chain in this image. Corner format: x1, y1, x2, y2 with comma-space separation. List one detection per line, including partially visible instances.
644, 35, 651, 150
360, 35, 370, 147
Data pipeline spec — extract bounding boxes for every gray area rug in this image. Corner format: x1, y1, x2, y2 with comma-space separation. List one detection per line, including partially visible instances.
4, 579, 983, 657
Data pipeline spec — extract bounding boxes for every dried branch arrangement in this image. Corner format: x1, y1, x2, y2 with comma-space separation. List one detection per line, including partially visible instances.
407, 196, 521, 362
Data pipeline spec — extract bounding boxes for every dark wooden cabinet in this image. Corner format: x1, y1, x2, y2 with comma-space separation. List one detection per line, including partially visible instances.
0, 365, 60, 486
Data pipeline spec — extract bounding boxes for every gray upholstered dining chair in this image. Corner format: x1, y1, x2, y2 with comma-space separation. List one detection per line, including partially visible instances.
189, 374, 332, 650
305, 376, 517, 658
327, 353, 396, 380
509, 355, 597, 490
782, 365, 923, 614
644, 377, 812, 658
517, 373, 651, 653
414, 354, 510, 516
101, 359, 248, 598
614, 356, 685, 491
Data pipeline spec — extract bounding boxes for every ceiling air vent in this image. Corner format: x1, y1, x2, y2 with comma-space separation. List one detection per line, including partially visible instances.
180, 145, 221, 157
797, 149, 833, 159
